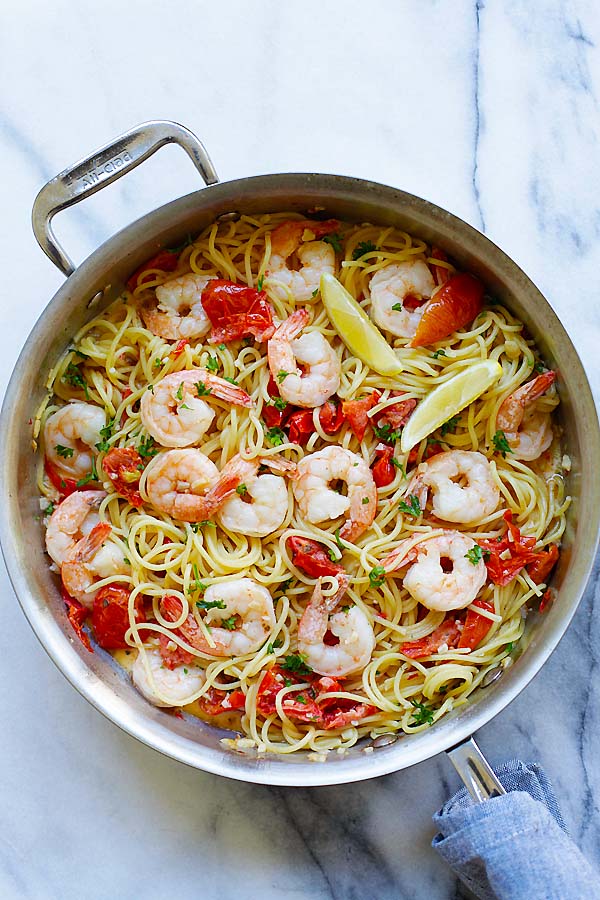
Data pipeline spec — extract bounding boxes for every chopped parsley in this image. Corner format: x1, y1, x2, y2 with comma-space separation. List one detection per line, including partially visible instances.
373, 423, 402, 444
281, 653, 312, 676
362, 497, 370, 505
63, 362, 90, 399
257, 274, 264, 291
195, 382, 212, 397
175, 383, 184, 401
399, 494, 422, 517
369, 565, 386, 588
196, 597, 226, 611
440, 415, 460, 437
223, 376, 239, 385
236, 483, 248, 496
505, 642, 514, 652
153, 358, 163, 370
277, 371, 290, 384
278, 578, 293, 594
391, 302, 404, 312
465, 544, 486, 565
95, 419, 114, 453
492, 429, 512, 457
265, 425, 286, 446
138, 434, 158, 458
311, 288, 318, 298
327, 546, 341, 562
341, 605, 353, 613
409, 699, 434, 726
54, 444, 74, 459
323, 232, 343, 254
295, 694, 307, 704
534, 361, 545, 374
189, 564, 207, 595
43, 502, 55, 516
221, 616, 237, 631
218, 343, 227, 351
272, 397, 287, 411
352, 240, 378, 260
334, 528, 346, 552
205, 355, 220, 373
190, 520, 216, 532
432, 349, 447, 359
267, 640, 283, 654
75, 457, 98, 488
390, 457, 405, 477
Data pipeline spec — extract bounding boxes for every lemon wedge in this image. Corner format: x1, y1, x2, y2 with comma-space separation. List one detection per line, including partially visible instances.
400, 360, 503, 453
320, 273, 403, 377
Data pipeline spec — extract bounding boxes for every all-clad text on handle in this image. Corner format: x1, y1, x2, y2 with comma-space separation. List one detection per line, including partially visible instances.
32, 120, 219, 277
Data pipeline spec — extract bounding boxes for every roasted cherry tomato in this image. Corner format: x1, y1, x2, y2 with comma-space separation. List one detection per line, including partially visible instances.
527, 544, 559, 585
201, 280, 275, 343
92, 584, 146, 650
319, 399, 344, 435
410, 272, 484, 348
102, 447, 143, 507
342, 392, 380, 442
61, 585, 93, 652
198, 687, 246, 716
286, 409, 315, 445
458, 599, 495, 650
287, 536, 345, 578
371, 445, 396, 487
126, 249, 179, 293
400, 618, 461, 658
478, 511, 548, 586
45, 458, 78, 497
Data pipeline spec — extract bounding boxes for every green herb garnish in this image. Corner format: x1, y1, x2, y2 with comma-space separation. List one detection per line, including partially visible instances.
221, 616, 237, 630
372, 423, 402, 444
223, 376, 239, 385
54, 444, 74, 459
432, 349, 447, 359
196, 597, 226, 611
236, 484, 248, 496
391, 303, 403, 312
465, 545, 485, 565
323, 232, 343, 254
492, 429, 512, 457
440, 415, 460, 437
277, 371, 289, 384
95, 419, 114, 453
75, 457, 98, 488
369, 565, 386, 588
272, 397, 287, 411
138, 434, 158, 458
352, 240, 378, 260
257, 274, 264, 291
265, 425, 286, 446
196, 382, 212, 397
281, 653, 312, 676
63, 362, 90, 399
399, 494, 422, 517
409, 699, 434, 726
206, 355, 219, 373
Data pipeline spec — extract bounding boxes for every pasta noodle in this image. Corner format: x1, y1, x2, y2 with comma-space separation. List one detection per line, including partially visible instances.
35, 213, 568, 757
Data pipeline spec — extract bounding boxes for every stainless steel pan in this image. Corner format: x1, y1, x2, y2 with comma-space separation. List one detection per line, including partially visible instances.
2, 120, 598, 791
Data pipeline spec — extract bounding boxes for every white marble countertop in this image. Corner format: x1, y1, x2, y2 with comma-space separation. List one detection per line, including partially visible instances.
2, 2, 599, 898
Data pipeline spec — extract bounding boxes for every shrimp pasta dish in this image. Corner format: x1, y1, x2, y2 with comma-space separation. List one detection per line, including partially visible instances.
35, 212, 568, 757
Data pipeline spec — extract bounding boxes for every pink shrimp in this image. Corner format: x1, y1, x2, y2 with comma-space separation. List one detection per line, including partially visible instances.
496, 371, 556, 461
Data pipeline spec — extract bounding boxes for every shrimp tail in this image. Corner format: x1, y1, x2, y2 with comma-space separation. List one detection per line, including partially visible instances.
380, 540, 419, 573
197, 370, 253, 408
72, 522, 111, 562
272, 308, 311, 342
497, 371, 556, 432
270, 220, 338, 259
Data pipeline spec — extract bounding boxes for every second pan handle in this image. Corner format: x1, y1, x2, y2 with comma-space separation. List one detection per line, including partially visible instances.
32, 120, 219, 277
447, 736, 506, 801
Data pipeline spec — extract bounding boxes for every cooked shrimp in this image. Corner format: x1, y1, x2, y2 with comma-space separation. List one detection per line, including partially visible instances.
369, 260, 436, 339
132, 647, 206, 707
265, 219, 337, 303
45, 489, 106, 566
496, 371, 556, 460
44, 402, 106, 480
217, 455, 296, 537
144, 449, 243, 522
267, 308, 340, 408
381, 531, 487, 611
161, 579, 276, 658
61, 522, 130, 607
407, 450, 500, 523
298, 575, 375, 676
293, 446, 377, 542
141, 273, 214, 340
140, 368, 252, 448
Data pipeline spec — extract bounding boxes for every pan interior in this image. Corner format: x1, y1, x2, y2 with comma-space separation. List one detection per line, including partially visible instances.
1, 174, 598, 786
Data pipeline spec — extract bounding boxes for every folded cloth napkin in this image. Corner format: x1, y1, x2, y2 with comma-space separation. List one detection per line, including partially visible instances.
432, 759, 600, 900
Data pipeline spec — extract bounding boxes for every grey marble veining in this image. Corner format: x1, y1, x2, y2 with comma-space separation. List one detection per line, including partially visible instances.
1, 2, 599, 898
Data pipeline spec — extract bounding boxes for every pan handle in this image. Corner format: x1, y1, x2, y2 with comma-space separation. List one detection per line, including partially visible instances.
446, 736, 506, 802
32, 120, 219, 277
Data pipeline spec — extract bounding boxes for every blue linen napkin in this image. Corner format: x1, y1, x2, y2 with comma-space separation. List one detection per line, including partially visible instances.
432, 759, 600, 900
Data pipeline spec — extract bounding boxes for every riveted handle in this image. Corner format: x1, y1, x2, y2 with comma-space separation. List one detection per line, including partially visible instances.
447, 736, 506, 802
32, 120, 219, 277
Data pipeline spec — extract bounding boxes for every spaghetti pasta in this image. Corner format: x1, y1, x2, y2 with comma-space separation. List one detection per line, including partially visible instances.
35, 212, 568, 757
